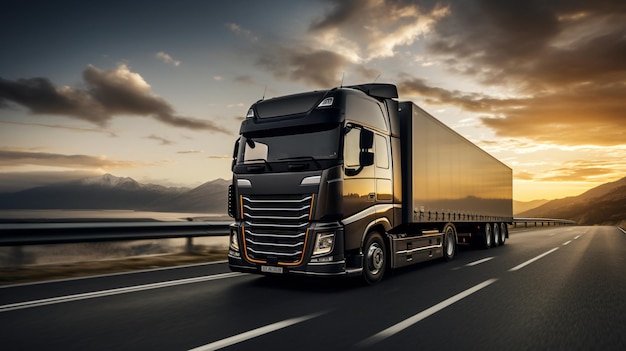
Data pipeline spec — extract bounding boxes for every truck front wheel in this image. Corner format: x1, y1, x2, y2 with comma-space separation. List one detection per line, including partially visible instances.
362, 231, 386, 285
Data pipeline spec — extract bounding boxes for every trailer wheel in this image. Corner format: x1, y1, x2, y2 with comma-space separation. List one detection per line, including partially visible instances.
499, 223, 507, 245
481, 223, 492, 249
443, 224, 456, 261
362, 231, 386, 285
492, 223, 500, 247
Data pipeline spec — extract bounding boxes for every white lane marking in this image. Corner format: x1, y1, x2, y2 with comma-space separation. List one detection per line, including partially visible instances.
466, 257, 494, 267
574, 235, 582, 240
188, 311, 326, 351
509, 248, 559, 272
452, 257, 494, 270
359, 279, 498, 347
0, 260, 229, 289
563, 240, 572, 246
0, 272, 245, 312
617, 227, 626, 235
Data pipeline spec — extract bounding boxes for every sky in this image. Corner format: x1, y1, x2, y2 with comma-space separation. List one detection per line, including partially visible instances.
1, 0, 625, 202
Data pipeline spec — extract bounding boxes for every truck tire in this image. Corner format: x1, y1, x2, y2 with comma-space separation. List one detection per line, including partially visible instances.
481, 223, 492, 249
500, 223, 507, 245
443, 224, 456, 261
362, 231, 386, 285
492, 223, 500, 247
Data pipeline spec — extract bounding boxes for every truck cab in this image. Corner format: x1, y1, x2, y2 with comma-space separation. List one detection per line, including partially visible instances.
228, 84, 399, 283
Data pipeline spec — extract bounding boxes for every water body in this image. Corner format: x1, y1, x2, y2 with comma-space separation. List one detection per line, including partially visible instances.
0, 209, 230, 222
0, 210, 231, 266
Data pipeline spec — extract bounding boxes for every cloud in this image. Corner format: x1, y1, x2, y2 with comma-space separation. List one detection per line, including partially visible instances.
479, 85, 626, 146
233, 75, 254, 85
0, 64, 232, 134
226, 22, 259, 42
355, 65, 381, 82
0, 120, 118, 137
310, 0, 450, 61
521, 160, 626, 182
398, 75, 626, 147
156, 52, 181, 67
257, 47, 349, 88
146, 134, 174, 145
379, 1, 626, 148
398, 76, 509, 112
0, 148, 149, 169
427, 1, 626, 89
177, 150, 202, 154
207, 155, 230, 159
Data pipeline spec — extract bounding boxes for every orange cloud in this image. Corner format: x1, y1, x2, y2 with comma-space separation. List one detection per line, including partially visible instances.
0, 148, 149, 169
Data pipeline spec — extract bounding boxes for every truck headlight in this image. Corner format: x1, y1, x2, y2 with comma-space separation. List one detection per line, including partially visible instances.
313, 232, 334, 256
229, 230, 239, 251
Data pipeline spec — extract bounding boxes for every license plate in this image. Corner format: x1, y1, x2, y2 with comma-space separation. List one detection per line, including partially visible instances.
261, 265, 283, 274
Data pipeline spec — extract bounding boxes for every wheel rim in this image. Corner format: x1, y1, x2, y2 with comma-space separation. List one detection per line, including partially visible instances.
485, 224, 491, 247
366, 242, 384, 275
500, 223, 506, 243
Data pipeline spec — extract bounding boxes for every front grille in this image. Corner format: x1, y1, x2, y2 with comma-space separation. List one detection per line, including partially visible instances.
242, 194, 314, 265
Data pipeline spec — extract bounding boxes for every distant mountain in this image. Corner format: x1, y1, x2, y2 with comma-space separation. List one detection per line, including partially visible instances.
513, 199, 549, 215
147, 178, 230, 213
518, 176, 626, 226
0, 174, 229, 214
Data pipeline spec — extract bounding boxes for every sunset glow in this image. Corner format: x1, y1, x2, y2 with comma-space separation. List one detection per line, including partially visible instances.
1, 0, 624, 202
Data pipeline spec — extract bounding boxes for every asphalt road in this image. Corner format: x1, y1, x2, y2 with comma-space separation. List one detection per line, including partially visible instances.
1, 226, 625, 350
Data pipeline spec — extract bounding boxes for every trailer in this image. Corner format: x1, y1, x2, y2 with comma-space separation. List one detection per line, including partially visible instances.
227, 83, 512, 284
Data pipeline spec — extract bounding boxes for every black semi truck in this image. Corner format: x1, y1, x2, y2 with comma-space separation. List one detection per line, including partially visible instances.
227, 83, 512, 284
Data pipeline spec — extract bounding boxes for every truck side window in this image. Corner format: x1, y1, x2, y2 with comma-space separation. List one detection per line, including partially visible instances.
346, 95, 388, 132
344, 127, 360, 168
375, 134, 388, 169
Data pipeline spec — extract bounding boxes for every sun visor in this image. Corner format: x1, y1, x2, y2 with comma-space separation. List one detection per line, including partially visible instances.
255, 91, 327, 119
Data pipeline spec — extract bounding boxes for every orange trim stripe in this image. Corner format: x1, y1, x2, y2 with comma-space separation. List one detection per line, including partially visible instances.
239, 195, 244, 219
309, 193, 315, 220
279, 229, 309, 266
241, 225, 267, 265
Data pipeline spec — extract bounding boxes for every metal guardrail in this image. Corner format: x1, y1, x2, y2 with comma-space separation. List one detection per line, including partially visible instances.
0, 218, 574, 268
0, 221, 231, 247
0, 218, 576, 247
512, 218, 576, 228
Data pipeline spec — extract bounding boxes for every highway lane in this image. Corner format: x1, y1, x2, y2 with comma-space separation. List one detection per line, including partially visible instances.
1, 226, 624, 350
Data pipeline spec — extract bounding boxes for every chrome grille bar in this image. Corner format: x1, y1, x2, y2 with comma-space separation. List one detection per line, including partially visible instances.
241, 193, 313, 264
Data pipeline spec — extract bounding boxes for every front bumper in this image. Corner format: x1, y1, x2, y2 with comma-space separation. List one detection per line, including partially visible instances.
228, 254, 361, 277
228, 222, 362, 277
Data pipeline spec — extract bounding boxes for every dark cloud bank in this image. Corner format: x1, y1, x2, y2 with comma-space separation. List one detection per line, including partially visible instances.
258, 0, 626, 147
0, 64, 230, 134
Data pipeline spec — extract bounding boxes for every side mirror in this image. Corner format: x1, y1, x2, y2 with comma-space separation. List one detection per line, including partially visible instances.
231, 138, 240, 171
359, 151, 374, 167
360, 129, 374, 149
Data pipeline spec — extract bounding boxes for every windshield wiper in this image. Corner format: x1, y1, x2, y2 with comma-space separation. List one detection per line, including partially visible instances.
277, 156, 322, 169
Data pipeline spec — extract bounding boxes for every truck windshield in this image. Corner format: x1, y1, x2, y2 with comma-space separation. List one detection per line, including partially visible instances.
239, 127, 340, 165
